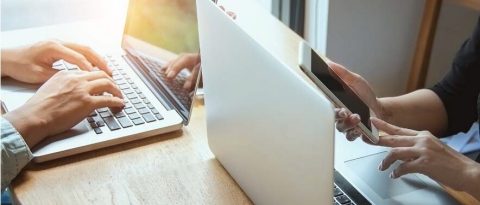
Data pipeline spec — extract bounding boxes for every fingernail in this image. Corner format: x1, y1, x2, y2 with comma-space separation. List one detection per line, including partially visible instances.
339, 110, 347, 118
352, 114, 360, 121
389, 172, 395, 179
378, 163, 383, 171
167, 72, 174, 78
347, 134, 357, 141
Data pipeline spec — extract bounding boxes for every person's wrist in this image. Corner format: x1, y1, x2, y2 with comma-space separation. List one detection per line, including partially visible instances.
3, 107, 48, 148
375, 98, 391, 121
1, 49, 17, 77
463, 162, 480, 199
1, 47, 27, 77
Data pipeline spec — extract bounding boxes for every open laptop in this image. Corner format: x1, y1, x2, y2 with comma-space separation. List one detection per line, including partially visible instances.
197, 0, 459, 204
1, 0, 201, 162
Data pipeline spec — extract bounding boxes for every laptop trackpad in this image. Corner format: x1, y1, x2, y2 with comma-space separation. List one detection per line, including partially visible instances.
345, 151, 427, 199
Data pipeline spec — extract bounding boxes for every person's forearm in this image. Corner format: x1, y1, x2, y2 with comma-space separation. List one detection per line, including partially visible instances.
464, 163, 480, 200
378, 89, 448, 136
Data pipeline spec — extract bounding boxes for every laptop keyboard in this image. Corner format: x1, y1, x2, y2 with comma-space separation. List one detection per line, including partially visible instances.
139, 56, 193, 109
333, 183, 355, 205
52, 57, 164, 134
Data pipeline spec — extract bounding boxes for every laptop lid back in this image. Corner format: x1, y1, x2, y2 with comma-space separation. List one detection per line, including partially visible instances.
197, 0, 335, 204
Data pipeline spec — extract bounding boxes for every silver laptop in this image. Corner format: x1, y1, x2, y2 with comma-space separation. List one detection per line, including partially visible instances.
1, 0, 201, 162
197, 0, 458, 204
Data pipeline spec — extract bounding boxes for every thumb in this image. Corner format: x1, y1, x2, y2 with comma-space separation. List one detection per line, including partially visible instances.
327, 60, 381, 113
327, 61, 359, 84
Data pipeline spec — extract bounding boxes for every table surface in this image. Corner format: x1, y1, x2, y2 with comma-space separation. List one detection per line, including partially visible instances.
5, 0, 478, 204
11, 99, 253, 204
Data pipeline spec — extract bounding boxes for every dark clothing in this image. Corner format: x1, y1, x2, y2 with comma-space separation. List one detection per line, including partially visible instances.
430, 16, 480, 136
428, 17, 480, 162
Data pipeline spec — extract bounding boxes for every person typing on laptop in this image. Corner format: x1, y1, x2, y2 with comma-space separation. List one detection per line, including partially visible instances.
162, 6, 236, 90
332, 17, 480, 199
1, 40, 124, 190
163, 53, 201, 90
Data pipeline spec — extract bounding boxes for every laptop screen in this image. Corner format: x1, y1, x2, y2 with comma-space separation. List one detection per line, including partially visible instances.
124, 0, 199, 54
122, 0, 201, 124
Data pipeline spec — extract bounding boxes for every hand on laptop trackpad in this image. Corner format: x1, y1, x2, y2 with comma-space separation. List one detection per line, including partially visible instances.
345, 151, 427, 199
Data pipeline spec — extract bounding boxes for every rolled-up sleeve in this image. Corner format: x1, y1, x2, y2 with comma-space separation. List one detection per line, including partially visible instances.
1, 117, 33, 191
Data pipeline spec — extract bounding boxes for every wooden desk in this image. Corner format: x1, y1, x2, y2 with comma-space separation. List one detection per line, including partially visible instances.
11, 99, 252, 204
6, 0, 478, 204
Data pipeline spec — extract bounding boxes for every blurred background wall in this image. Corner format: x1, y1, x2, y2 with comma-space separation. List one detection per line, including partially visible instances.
2, 0, 478, 97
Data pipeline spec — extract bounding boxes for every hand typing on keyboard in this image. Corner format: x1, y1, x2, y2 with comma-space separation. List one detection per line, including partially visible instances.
162, 53, 200, 90
1, 40, 111, 84
3, 70, 124, 148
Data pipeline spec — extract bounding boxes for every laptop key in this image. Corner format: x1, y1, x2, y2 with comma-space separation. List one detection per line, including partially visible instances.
138, 108, 150, 114
119, 84, 130, 90
124, 107, 136, 114
135, 89, 142, 94
114, 111, 126, 118
128, 112, 141, 120
96, 121, 105, 127
87, 117, 95, 123
123, 88, 134, 94
147, 103, 155, 109
132, 118, 145, 125
126, 93, 137, 99
124, 102, 133, 108
131, 98, 141, 104
93, 127, 103, 134
113, 75, 123, 80
155, 114, 164, 120
99, 112, 112, 118
89, 122, 98, 128
97, 107, 109, 113
103, 116, 121, 131
142, 113, 156, 123
335, 195, 350, 204
88, 112, 97, 117
115, 79, 127, 85
117, 117, 133, 128
333, 188, 343, 197
143, 99, 150, 104
134, 103, 146, 109
150, 108, 159, 114
138, 93, 146, 99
